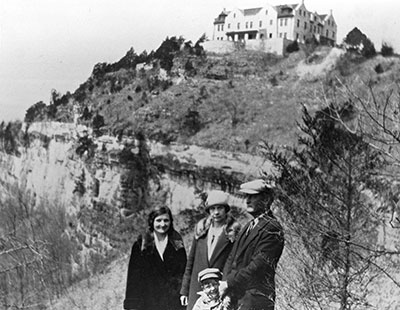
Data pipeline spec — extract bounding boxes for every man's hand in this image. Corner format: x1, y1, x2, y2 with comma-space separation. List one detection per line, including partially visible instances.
180, 295, 188, 306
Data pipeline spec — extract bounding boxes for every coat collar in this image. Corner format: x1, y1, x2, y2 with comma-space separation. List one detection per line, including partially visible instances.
140, 229, 184, 252
195, 214, 239, 240
233, 212, 274, 259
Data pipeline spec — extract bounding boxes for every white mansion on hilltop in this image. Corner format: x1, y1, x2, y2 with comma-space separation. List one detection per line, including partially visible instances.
210, 1, 337, 54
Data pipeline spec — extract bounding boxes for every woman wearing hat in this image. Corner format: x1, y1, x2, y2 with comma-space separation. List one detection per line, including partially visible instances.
180, 190, 241, 310
123, 206, 187, 310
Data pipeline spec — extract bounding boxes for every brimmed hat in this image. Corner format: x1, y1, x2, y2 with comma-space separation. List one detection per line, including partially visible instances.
239, 179, 274, 194
198, 268, 223, 283
205, 190, 230, 212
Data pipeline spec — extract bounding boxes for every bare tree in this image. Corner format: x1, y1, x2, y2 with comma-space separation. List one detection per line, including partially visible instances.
0, 187, 74, 309
320, 79, 400, 228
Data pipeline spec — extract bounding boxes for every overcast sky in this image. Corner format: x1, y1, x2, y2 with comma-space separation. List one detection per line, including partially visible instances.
0, 0, 399, 122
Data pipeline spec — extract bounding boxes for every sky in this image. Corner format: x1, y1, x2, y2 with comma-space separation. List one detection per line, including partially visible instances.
0, 0, 399, 122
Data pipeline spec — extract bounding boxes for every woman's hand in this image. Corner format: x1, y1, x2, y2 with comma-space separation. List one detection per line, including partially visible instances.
180, 295, 188, 306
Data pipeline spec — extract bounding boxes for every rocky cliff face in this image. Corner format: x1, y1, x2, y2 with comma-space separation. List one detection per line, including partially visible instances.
2, 121, 400, 309
0, 121, 266, 268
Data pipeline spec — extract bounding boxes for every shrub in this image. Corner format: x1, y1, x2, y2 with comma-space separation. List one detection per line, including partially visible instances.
336, 54, 353, 76
92, 113, 105, 137
80, 106, 92, 121
154, 36, 184, 71
270, 75, 279, 86
184, 60, 196, 76
73, 169, 86, 196
0, 121, 22, 155
181, 109, 202, 136
75, 134, 97, 158
344, 27, 376, 58
286, 40, 300, 53
381, 42, 394, 57
362, 38, 376, 58
374, 63, 384, 74
25, 101, 47, 123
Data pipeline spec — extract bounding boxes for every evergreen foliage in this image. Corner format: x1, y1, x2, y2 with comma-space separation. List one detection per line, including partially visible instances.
118, 131, 159, 213
381, 42, 394, 57
154, 36, 184, 71
92, 113, 105, 137
25, 101, 47, 123
73, 169, 86, 196
0, 121, 22, 155
286, 40, 299, 53
181, 108, 202, 136
262, 103, 395, 309
344, 27, 376, 58
75, 134, 97, 158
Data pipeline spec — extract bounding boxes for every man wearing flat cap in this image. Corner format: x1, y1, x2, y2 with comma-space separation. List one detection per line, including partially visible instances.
221, 179, 284, 310
180, 190, 241, 310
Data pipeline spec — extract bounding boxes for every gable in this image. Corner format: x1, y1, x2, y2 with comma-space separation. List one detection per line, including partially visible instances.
243, 7, 263, 16
276, 4, 298, 18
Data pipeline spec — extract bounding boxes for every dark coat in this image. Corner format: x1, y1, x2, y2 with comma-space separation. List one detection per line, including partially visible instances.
124, 229, 187, 310
180, 215, 240, 310
223, 211, 284, 310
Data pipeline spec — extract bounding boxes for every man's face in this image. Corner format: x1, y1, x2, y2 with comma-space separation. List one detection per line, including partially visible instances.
208, 205, 228, 224
245, 194, 265, 216
201, 279, 220, 300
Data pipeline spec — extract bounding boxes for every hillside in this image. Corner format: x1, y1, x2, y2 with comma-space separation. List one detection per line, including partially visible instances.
20, 40, 332, 151
3, 38, 400, 310
24, 37, 400, 155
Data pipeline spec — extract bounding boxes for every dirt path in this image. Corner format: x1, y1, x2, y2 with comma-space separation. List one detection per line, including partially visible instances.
296, 47, 344, 78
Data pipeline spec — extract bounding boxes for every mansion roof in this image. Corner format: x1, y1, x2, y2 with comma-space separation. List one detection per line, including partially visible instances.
241, 7, 263, 16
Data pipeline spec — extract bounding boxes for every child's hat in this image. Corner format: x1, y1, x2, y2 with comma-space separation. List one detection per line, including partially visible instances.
198, 268, 223, 283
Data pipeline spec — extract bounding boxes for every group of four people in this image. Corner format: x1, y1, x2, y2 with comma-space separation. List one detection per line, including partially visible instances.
123, 179, 285, 310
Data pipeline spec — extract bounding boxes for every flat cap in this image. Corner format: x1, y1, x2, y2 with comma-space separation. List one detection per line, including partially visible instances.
198, 268, 223, 283
239, 179, 273, 194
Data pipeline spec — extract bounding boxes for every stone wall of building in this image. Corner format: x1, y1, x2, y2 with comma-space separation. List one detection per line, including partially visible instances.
203, 38, 291, 56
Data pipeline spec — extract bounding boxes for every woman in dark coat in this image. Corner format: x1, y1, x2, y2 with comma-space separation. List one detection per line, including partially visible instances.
180, 190, 241, 310
124, 206, 187, 310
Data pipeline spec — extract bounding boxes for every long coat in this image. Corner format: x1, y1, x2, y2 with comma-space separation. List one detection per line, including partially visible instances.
223, 211, 284, 310
124, 229, 187, 310
180, 215, 240, 310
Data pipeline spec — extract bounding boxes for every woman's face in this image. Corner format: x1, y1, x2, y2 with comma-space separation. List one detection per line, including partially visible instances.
208, 205, 227, 224
153, 213, 171, 235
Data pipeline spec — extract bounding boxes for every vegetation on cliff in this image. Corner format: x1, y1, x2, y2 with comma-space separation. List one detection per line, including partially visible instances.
2, 30, 400, 309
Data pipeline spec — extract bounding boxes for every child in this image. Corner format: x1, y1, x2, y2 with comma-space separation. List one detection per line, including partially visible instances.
192, 268, 224, 310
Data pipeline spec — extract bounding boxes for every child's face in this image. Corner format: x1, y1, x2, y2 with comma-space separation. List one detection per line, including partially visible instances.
201, 279, 220, 300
